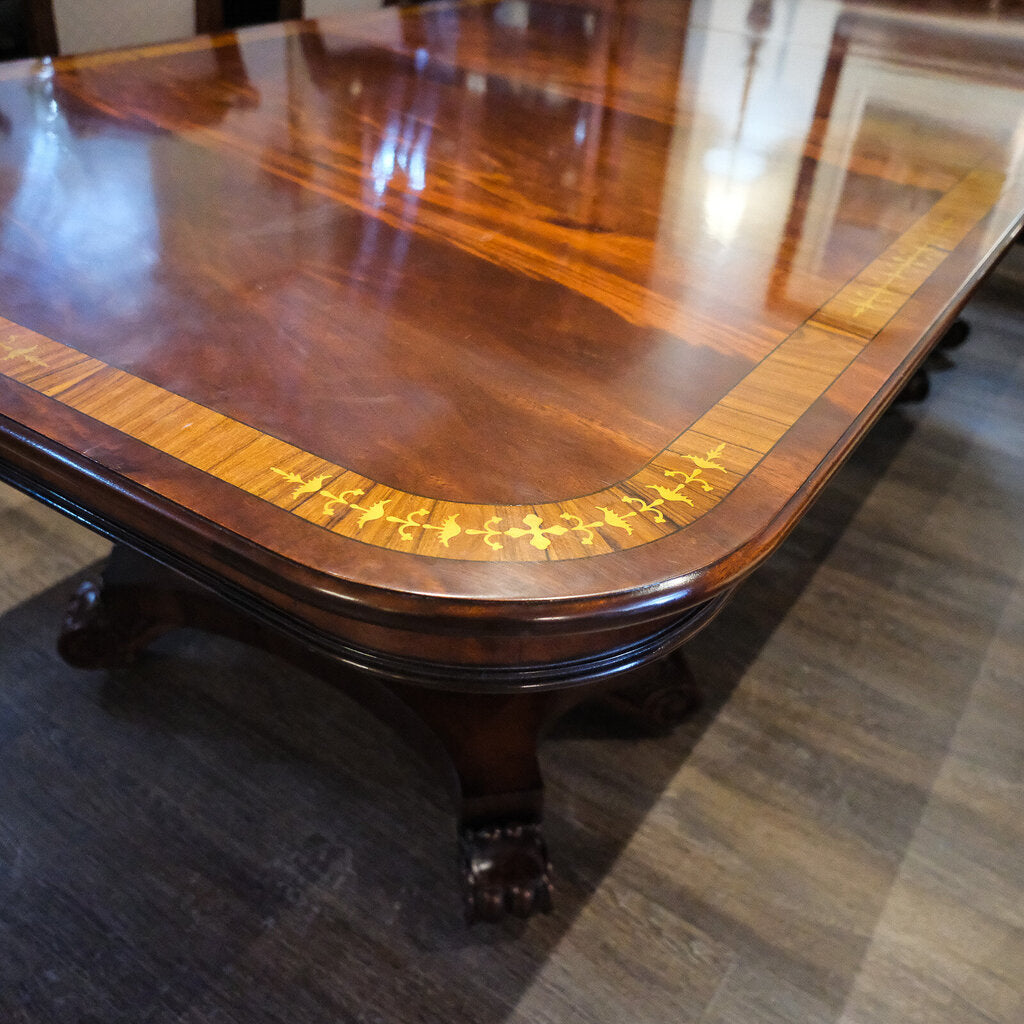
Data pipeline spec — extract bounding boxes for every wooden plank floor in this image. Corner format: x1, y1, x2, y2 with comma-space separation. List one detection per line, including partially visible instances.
1, 249, 1022, 1023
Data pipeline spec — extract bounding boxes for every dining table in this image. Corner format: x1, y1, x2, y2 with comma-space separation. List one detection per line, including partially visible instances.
0, 0, 1022, 921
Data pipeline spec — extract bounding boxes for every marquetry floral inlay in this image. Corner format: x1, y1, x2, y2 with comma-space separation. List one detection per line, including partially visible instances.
1, 337, 48, 369
466, 516, 505, 551
381, 508, 465, 546
634, 443, 727, 521
259, 443, 730, 558
270, 467, 331, 499
320, 487, 364, 515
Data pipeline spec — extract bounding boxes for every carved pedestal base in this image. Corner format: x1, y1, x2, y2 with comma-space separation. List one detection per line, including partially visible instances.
54, 543, 707, 923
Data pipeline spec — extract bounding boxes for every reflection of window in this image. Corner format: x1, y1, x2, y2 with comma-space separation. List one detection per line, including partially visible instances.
702, 148, 765, 247
780, 14, 1024, 303
655, 0, 842, 287
1, 72, 161, 319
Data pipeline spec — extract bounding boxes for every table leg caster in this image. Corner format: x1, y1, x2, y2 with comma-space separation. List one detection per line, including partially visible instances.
460, 820, 554, 922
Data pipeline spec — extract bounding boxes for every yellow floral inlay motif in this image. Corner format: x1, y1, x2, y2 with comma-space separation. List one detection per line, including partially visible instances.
621, 496, 665, 523
261, 446, 725, 558
1, 338, 48, 369
270, 468, 331, 499
350, 499, 390, 529
505, 514, 569, 551
321, 487, 364, 516
387, 508, 432, 542
427, 514, 463, 548
560, 513, 604, 545
598, 506, 636, 536
643, 444, 727, 512
466, 517, 506, 551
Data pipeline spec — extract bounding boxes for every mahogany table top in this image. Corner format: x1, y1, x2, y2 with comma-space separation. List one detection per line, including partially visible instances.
1, 0, 1023, 638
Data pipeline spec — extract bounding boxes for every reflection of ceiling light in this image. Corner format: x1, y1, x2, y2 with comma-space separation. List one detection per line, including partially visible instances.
704, 175, 748, 247
702, 146, 766, 247
494, 1, 529, 31
703, 146, 765, 181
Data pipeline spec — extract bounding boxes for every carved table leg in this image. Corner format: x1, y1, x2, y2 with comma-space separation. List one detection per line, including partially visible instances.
603, 649, 700, 732
394, 686, 577, 922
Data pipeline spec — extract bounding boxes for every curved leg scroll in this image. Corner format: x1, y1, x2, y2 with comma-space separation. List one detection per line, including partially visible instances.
57, 544, 274, 670
604, 649, 700, 732
58, 548, 182, 669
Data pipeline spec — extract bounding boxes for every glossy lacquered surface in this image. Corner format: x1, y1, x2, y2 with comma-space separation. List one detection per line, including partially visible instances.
1, 0, 1023, 629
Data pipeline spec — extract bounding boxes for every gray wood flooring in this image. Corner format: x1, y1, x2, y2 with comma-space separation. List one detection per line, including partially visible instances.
1, 249, 1022, 1023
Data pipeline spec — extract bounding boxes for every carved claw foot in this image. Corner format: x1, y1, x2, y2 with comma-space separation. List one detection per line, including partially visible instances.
460, 821, 554, 922
57, 578, 167, 670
